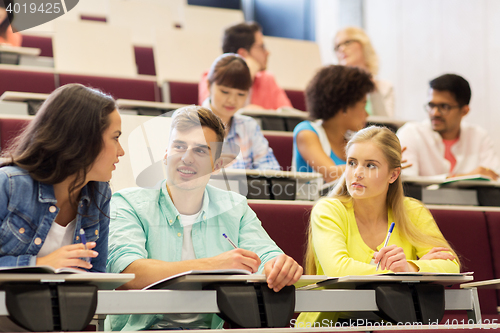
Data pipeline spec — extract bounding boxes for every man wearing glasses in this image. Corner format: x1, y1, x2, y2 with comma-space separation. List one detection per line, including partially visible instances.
397, 74, 499, 180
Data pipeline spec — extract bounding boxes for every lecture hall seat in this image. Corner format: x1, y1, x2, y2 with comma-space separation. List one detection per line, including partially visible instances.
285, 89, 307, 112
248, 201, 311, 267
134, 46, 156, 76
21, 35, 54, 58
167, 81, 199, 105
59, 73, 160, 102
0, 118, 31, 152
0, 68, 56, 97
427, 209, 498, 315
484, 211, 500, 308
263, 133, 293, 171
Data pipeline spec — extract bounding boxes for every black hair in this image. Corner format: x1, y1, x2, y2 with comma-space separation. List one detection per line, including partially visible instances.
222, 21, 261, 54
305, 65, 375, 121
207, 53, 252, 91
429, 74, 471, 106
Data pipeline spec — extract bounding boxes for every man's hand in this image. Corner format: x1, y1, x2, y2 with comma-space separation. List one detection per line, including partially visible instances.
401, 146, 413, 170
263, 254, 303, 292
419, 247, 456, 261
466, 166, 499, 180
212, 248, 261, 273
374, 245, 418, 272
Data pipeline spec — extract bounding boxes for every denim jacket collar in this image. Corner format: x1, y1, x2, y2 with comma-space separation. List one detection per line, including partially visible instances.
38, 181, 92, 205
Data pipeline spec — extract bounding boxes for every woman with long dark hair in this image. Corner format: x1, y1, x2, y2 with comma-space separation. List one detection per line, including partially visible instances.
0, 83, 124, 272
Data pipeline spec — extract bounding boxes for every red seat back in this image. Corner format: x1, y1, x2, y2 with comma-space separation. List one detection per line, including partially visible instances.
59, 74, 160, 102
168, 81, 199, 105
249, 202, 312, 267
21, 35, 54, 57
285, 89, 307, 111
0, 69, 56, 96
485, 211, 500, 308
134, 46, 156, 76
264, 133, 293, 171
0, 118, 31, 152
430, 209, 497, 314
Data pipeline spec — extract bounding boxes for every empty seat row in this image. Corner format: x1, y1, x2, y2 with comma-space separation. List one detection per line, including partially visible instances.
0, 68, 160, 102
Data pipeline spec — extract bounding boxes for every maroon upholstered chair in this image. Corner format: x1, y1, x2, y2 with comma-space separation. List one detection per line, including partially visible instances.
59, 74, 160, 102
248, 201, 312, 267
0, 118, 31, 152
134, 46, 156, 76
285, 89, 307, 111
264, 133, 293, 171
0, 68, 56, 96
430, 209, 498, 314
21, 35, 54, 57
167, 81, 199, 105
485, 211, 500, 308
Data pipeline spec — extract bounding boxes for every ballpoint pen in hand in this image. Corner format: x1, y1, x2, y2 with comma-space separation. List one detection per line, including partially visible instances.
222, 233, 237, 249
376, 222, 395, 271
79, 228, 90, 263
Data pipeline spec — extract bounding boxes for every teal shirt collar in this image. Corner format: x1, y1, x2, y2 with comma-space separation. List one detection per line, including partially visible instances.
159, 180, 210, 226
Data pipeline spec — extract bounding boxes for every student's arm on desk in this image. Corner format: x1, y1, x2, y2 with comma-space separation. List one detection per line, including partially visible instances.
407, 201, 460, 273
296, 130, 345, 182
119, 249, 261, 290
311, 199, 387, 276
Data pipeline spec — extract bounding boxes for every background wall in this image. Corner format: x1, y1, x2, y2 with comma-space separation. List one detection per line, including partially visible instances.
315, 0, 500, 155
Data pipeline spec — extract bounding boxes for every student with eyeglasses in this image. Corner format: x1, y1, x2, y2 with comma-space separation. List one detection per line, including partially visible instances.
334, 26, 394, 117
397, 74, 500, 180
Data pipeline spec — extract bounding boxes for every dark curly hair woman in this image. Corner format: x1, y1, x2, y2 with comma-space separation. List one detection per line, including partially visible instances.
292, 65, 374, 182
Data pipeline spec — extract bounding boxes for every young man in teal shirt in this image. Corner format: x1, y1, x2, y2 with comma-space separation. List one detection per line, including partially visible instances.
106, 106, 303, 330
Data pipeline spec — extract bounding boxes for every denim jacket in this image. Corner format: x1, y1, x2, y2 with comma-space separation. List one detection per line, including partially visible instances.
0, 166, 111, 272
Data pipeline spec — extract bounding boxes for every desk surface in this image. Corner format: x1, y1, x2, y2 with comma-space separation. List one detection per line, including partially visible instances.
0, 45, 41, 57
461, 278, 500, 289
0, 272, 134, 290
0, 91, 49, 102
116, 99, 187, 111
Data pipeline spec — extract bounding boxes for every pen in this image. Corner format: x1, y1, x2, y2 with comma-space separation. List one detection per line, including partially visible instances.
79, 228, 90, 263
222, 233, 237, 249
376, 222, 395, 271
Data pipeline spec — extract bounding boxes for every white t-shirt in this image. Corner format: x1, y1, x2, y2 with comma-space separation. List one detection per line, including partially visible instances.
37, 219, 76, 258
152, 210, 212, 330
180, 211, 201, 261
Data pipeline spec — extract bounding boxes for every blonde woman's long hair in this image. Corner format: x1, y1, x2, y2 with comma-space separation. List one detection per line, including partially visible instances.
304, 126, 459, 274
335, 26, 379, 76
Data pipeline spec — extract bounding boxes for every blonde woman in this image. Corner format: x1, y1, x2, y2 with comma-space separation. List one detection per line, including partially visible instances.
296, 126, 459, 326
334, 27, 394, 117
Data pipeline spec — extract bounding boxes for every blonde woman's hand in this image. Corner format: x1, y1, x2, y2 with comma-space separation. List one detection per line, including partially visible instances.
374, 245, 418, 272
419, 247, 455, 261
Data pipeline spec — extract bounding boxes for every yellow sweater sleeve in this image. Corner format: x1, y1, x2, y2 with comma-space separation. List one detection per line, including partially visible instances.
311, 199, 385, 276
